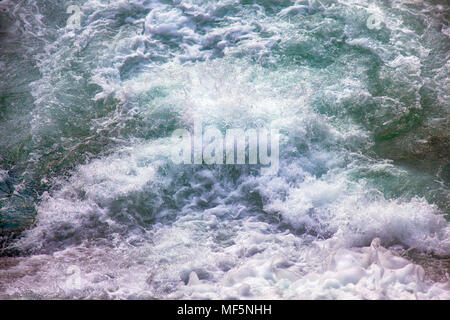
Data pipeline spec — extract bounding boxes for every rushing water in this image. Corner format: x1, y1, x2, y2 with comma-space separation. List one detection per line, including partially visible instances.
0, 0, 449, 299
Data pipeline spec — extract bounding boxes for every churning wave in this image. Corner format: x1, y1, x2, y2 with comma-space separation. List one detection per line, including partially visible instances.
0, 0, 449, 299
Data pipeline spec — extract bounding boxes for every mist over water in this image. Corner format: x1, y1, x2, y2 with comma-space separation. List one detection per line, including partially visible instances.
0, 0, 449, 299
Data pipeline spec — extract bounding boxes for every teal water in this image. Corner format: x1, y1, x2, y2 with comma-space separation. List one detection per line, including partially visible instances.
0, 0, 449, 299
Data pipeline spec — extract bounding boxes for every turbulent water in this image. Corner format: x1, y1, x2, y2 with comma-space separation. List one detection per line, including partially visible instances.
0, 0, 449, 299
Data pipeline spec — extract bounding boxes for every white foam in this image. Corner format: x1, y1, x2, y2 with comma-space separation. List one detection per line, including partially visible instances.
2, 0, 449, 300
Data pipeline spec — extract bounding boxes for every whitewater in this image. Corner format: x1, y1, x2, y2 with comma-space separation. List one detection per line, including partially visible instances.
0, 0, 449, 299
